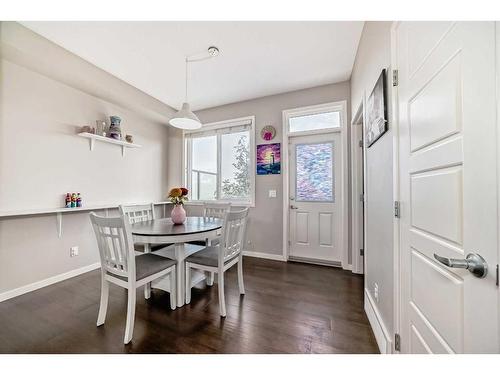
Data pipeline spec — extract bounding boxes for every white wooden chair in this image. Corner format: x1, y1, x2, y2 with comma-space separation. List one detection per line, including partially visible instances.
202, 202, 231, 285
185, 208, 248, 317
119, 203, 155, 223
90, 212, 177, 344
119, 203, 174, 300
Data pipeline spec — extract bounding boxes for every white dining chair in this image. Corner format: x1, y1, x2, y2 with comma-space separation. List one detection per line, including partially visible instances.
185, 208, 248, 317
90, 212, 177, 344
120, 203, 175, 299
202, 202, 231, 286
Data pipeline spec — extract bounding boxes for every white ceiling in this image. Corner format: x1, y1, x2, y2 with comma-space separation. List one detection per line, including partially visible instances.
21, 21, 364, 111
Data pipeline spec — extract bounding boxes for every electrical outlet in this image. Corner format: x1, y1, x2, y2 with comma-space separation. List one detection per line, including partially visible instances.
374, 283, 379, 302
70, 246, 79, 257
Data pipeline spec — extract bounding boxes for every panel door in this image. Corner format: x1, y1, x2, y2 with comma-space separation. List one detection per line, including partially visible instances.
397, 21, 499, 353
289, 133, 341, 262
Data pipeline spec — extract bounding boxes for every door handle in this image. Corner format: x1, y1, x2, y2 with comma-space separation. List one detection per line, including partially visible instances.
433, 253, 488, 278
290, 205, 299, 210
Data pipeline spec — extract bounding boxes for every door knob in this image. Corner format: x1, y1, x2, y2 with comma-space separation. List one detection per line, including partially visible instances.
433, 253, 488, 278
290, 205, 299, 209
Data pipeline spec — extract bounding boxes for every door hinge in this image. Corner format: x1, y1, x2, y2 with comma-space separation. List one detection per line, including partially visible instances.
392, 69, 399, 87
394, 201, 401, 218
496, 264, 499, 286
359, 139, 363, 147
360, 193, 364, 202
360, 249, 364, 256
394, 333, 401, 351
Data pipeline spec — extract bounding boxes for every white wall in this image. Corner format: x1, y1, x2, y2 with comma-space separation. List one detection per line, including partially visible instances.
0, 22, 175, 296
350, 21, 394, 335
168, 82, 350, 257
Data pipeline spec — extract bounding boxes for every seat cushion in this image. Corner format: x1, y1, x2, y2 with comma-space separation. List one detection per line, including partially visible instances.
185, 246, 238, 267
109, 253, 176, 281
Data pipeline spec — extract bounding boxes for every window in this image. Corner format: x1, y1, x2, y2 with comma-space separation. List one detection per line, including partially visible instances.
289, 110, 341, 133
295, 142, 334, 202
184, 117, 255, 205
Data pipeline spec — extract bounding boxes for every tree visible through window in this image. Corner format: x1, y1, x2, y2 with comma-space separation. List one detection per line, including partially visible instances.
221, 134, 250, 199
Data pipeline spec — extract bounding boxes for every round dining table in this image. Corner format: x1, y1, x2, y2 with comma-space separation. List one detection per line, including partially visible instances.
131, 216, 223, 307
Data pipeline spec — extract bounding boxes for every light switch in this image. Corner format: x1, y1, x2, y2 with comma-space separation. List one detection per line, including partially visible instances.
269, 189, 277, 198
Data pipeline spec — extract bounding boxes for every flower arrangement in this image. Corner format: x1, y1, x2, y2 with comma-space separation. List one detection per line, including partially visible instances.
168, 187, 189, 205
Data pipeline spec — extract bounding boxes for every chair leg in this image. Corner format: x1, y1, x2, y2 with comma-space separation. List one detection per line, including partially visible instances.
237, 257, 245, 295
185, 263, 192, 304
170, 267, 177, 311
124, 288, 136, 345
207, 271, 214, 286
96, 275, 109, 326
218, 271, 226, 317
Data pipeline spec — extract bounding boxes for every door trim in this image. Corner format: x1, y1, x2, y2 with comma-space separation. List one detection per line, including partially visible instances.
351, 102, 365, 274
281, 100, 348, 267
391, 20, 402, 353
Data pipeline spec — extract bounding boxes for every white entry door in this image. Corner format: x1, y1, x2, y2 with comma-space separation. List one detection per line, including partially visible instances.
397, 22, 499, 353
288, 132, 341, 263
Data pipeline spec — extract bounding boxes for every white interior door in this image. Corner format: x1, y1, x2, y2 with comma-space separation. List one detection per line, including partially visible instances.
288, 132, 341, 263
397, 21, 499, 353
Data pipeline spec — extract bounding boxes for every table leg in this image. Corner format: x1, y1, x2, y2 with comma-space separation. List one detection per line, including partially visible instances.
175, 243, 186, 307
144, 243, 151, 299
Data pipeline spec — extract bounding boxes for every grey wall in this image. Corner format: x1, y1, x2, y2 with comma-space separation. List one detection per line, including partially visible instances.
350, 21, 394, 334
168, 82, 350, 256
0, 22, 175, 296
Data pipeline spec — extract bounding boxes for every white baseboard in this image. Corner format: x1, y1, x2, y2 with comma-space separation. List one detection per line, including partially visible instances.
243, 251, 285, 261
0, 262, 100, 303
364, 288, 393, 354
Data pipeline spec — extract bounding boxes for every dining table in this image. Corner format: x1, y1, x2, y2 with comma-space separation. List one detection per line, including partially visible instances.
131, 216, 223, 307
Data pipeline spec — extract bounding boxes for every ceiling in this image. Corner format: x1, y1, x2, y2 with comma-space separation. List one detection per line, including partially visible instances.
21, 21, 364, 111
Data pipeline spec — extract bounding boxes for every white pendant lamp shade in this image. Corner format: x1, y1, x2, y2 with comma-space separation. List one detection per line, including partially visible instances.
168, 47, 219, 130
169, 102, 202, 130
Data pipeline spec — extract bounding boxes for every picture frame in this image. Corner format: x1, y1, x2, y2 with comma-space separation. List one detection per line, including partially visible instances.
365, 69, 388, 147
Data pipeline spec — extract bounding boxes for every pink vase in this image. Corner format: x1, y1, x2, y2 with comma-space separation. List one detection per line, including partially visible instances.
171, 204, 186, 224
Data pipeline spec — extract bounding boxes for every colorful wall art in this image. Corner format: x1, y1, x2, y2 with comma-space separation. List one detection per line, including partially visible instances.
295, 142, 334, 201
257, 143, 281, 175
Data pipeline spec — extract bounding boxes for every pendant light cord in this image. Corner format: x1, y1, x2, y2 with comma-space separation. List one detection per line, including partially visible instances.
185, 57, 189, 103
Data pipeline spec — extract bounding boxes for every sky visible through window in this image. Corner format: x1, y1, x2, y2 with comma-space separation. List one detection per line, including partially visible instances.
289, 111, 340, 133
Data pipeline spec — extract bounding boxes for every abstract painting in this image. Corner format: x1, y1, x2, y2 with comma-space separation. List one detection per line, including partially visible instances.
295, 142, 333, 202
366, 69, 388, 147
257, 143, 281, 175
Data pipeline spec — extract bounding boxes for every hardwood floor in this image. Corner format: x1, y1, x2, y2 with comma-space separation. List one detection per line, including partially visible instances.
0, 257, 378, 354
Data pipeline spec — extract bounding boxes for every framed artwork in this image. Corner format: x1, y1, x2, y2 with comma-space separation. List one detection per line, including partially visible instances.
366, 69, 388, 147
257, 143, 281, 175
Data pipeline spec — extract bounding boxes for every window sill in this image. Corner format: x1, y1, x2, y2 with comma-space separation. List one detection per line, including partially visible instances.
187, 200, 255, 208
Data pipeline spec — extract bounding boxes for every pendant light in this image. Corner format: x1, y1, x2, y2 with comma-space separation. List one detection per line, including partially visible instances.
169, 46, 219, 130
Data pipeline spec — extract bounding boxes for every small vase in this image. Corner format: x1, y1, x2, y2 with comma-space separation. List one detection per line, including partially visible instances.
171, 204, 186, 225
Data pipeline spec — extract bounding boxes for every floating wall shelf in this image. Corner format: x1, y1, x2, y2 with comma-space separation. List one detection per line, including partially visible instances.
77, 132, 142, 156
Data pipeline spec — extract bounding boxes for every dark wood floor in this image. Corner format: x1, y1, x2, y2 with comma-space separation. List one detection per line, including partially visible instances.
0, 257, 378, 354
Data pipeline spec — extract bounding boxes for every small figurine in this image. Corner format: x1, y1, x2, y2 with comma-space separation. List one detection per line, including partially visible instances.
65, 193, 71, 208
71, 193, 77, 208
76, 193, 82, 208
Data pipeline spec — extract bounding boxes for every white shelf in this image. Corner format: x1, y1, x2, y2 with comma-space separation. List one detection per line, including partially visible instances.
0, 201, 172, 238
77, 132, 142, 156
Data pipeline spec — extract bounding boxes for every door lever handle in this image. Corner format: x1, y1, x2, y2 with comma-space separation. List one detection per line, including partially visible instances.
290, 205, 299, 210
433, 253, 488, 278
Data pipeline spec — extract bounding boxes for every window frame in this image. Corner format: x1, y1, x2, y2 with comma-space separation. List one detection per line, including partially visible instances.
183, 115, 256, 207
285, 102, 344, 137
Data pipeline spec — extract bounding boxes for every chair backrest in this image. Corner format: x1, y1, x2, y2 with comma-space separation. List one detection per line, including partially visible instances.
90, 212, 135, 280
119, 203, 155, 224
203, 202, 231, 222
220, 208, 249, 263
